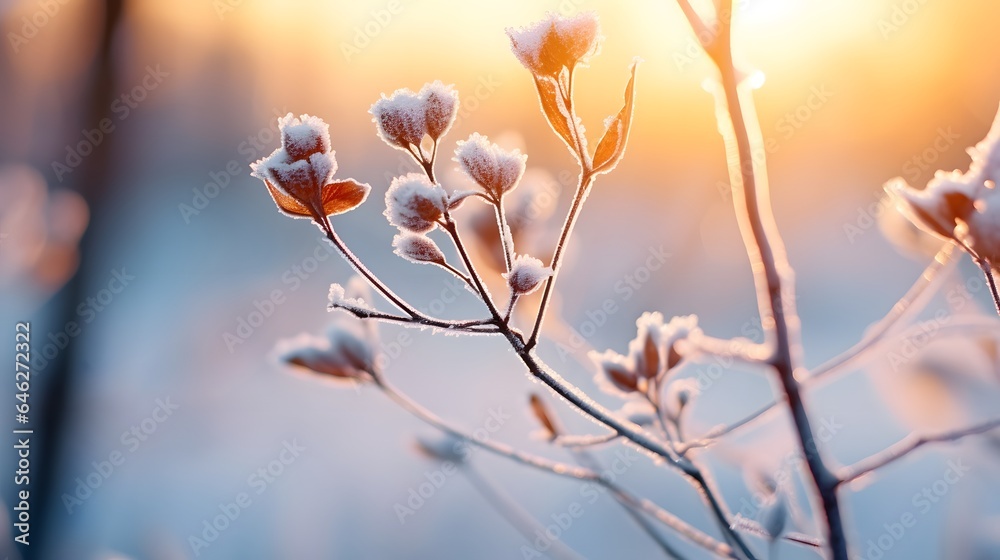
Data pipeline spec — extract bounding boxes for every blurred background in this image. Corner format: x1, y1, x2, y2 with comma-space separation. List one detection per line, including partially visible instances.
2, 0, 1000, 558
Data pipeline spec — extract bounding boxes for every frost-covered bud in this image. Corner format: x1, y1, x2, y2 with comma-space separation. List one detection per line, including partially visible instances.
886, 175, 975, 241
420, 81, 459, 141
454, 133, 527, 200
661, 314, 701, 370
415, 434, 467, 464
506, 12, 601, 77
384, 173, 447, 233
968, 104, 1000, 186
371, 89, 427, 150
393, 233, 446, 265
250, 113, 370, 221
528, 394, 561, 440
503, 254, 552, 295
664, 378, 700, 422
620, 400, 657, 427
275, 325, 375, 384
279, 113, 331, 160
628, 312, 665, 379
590, 349, 638, 396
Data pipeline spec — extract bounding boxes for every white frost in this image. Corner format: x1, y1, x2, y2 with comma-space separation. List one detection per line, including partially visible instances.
383, 173, 447, 233
454, 133, 527, 200
503, 253, 551, 295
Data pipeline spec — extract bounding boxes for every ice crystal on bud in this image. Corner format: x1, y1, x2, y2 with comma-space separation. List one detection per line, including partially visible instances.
393, 233, 446, 265
503, 254, 552, 295
384, 173, 447, 233
506, 12, 601, 77
275, 324, 375, 384
420, 81, 459, 141
371, 89, 427, 150
454, 133, 527, 200
250, 113, 370, 222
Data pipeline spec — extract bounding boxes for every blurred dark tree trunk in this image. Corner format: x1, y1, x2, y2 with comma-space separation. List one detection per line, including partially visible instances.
33, 2, 125, 558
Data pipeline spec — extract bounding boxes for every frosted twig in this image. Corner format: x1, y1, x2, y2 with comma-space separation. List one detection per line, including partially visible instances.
375, 377, 734, 557
837, 417, 1000, 485
673, 0, 847, 556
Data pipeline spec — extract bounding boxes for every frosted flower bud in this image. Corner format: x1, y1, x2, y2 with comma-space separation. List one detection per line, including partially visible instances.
250, 113, 370, 221
371, 89, 427, 151
279, 113, 331, 161
384, 173, 447, 233
886, 176, 975, 241
419, 81, 459, 141
661, 314, 701, 370
506, 12, 601, 77
275, 326, 375, 384
414, 434, 467, 464
968, 103, 1000, 185
628, 312, 665, 379
590, 349, 638, 396
392, 233, 446, 265
620, 400, 657, 427
664, 378, 700, 422
503, 254, 552, 295
454, 133, 527, 200
528, 394, 561, 439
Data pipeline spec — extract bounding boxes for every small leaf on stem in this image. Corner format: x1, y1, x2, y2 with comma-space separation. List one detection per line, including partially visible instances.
592, 61, 639, 175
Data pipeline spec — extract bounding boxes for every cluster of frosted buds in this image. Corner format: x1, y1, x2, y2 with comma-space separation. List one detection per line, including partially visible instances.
371, 81, 459, 164
250, 114, 371, 229
887, 104, 1000, 263
503, 254, 552, 296
454, 133, 528, 202
275, 322, 376, 386
591, 313, 701, 397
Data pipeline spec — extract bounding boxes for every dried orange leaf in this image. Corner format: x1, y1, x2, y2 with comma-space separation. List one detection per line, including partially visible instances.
265, 180, 312, 218
322, 179, 371, 216
533, 75, 576, 155
529, 394, 560, 439
593, 61, 639, 175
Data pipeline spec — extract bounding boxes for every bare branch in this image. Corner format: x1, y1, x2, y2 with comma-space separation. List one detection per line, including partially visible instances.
837, 417, 1000, 486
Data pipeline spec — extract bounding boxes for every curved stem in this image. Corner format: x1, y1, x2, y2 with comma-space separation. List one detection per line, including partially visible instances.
837, 417, 1000, 486
525, 172, 594, 350
321, 218, 421, 319
444, 218, 506, 324
495, 201, 513, 272
976, 257, 1000, 317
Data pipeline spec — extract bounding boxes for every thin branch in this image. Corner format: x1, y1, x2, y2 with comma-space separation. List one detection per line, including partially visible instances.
679, 0, 847, 555
555, 432, 621, 448
320, 218, 422, 319
525, 172, 594, 350
976, 258, 1000, 317
444, 217, 507, 325
374, 377, 734, 557
495, 201, 513, 273
328, 303, 499, 334
462, 464, 584, 560
809, 245, 956, 381
837, 417, 1000, 486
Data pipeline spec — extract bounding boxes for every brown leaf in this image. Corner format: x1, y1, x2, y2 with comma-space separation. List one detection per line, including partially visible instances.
265, 180, 312, 218
638, 334, 659, 379
592, 61, 639, 175
529, 394, 560, 439
607, 365, 638, 393
322, 179, 371, 216
533, 75, 576, 155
